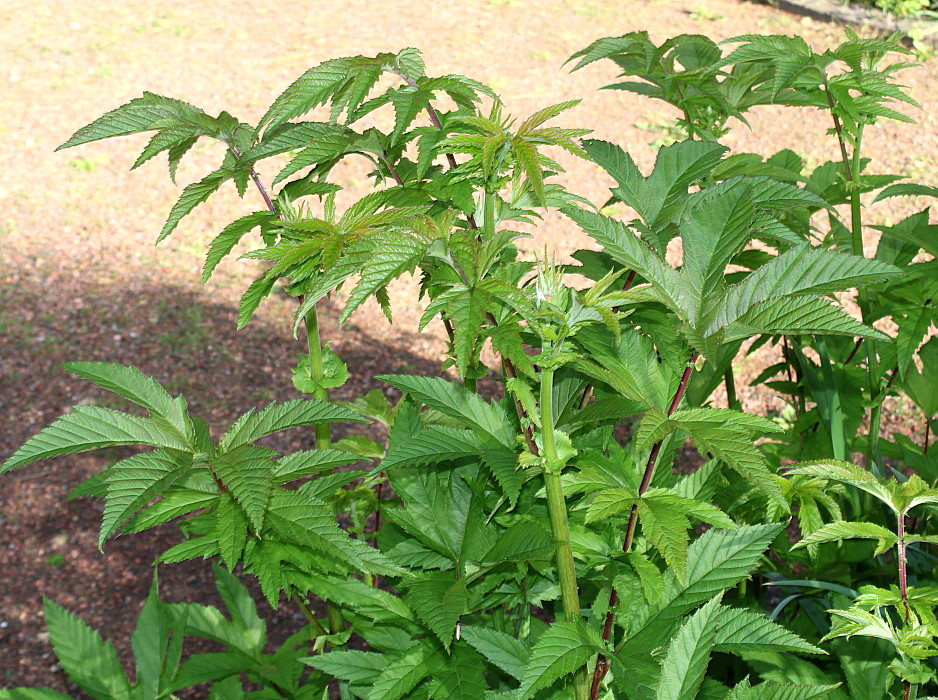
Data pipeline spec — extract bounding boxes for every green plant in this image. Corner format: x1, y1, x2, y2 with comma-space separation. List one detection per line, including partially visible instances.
3, 28, 938, 700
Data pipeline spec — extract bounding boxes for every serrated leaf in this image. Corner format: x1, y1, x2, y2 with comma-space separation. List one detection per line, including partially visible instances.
3, 406, 191, 473
43, 598, 131, 700
656, 595, 723, 700
157, 168, 233, 243
215, 492, 250, 568
427, 645, 487, 700
302, 650, 385, 684
369, 642, 443, 700
100, 449, 190, 548
212, 446, 274, 533
460, 626, 530, 681
516, 620, 604, 700
406, 572, 469, 651
202, 211, 276, 282
479, 519, 556, 565
219, 399, 364, 452
793, 521, 898, 556
713, 606, 824, 655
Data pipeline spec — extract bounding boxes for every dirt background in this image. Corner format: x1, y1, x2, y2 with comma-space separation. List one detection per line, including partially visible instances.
1, 0, 936, 694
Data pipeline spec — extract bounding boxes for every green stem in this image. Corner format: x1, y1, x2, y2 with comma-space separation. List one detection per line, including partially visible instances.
295, 597, 329, 637
304, 306, 331, 448
484, 188, 496, 239
540, 365, 589, 700
724, 365, 737, 409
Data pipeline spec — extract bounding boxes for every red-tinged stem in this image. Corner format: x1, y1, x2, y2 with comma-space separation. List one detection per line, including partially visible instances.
229, 144, 277, 214
898, 511, 910, 622
381, 153, 405, 187
590, 352, 697, 699
844, 337, 864, 365
925, 416, 931, 457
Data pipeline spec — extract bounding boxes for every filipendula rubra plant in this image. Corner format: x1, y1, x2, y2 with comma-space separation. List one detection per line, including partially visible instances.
4, 30, 936, 699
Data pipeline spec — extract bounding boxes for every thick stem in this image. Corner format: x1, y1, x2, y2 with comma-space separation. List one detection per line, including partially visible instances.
540, 366, 590, 700
590, 353, 697, 698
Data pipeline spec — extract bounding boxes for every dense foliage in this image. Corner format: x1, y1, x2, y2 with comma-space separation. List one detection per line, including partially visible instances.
3, 29, 938, 700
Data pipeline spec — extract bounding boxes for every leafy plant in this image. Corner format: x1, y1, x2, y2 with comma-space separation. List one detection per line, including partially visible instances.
3, 28, 938, 700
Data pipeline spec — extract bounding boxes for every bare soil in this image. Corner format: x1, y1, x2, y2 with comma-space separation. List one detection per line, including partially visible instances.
1, 0, 935, 694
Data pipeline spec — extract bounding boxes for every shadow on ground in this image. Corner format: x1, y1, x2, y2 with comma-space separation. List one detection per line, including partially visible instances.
0, 279, 442, 695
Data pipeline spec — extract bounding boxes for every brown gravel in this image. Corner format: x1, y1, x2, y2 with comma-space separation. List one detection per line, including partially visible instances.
1, 0, 936, 694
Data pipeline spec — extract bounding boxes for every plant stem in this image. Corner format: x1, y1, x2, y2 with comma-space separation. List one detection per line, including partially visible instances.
590, 352, 697, 698
724, 364, 737, 409
304, 306, 332, 448
295, 596, 329, 637
484, 189, 496, 239
925, 415, 932, 457
898, 510, 910, 622
539, 364, 590, 700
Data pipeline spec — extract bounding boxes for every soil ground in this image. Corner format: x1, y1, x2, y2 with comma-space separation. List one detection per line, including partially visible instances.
1, 0, 936, 694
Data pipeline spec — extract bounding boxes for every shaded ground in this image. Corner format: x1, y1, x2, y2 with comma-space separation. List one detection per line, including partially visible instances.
1, 0, 936, 693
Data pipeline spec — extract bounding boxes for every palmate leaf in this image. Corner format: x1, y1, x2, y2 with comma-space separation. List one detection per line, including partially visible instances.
582, 139, 728, 242
2, 406, 191, 473
99, 448, 191, 548
460, 626, 530, 681
656, 595, 723, 700
405, 572, 469, 651
219, 399, 364, 452
587, 487, 733, 579
516, 620, 605, 700
793, 521, 898, 556
43, 598, 131, 700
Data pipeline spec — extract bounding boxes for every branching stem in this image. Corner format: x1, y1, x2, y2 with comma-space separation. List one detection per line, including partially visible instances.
590, 352, 697, 698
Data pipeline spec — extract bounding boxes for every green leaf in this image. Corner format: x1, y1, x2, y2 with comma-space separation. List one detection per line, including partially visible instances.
786, 461, 898, 511
793, 521, 898, 556
638, 407, 785, 506
3, 406, 191, 473
341, 233, 429, 323
57, 92, 218, 150
100, 449, 190, 548
272, 448, 359, 484
63, 362, 192, 438
157, 167, 233, 243
427, 645, 487, 700
405, 572, 469, 651
0, 689, 77, 699
726, 679, 843, 700
215, 492, 249, 568
712, 606, 824, 655
219, 399, 364, 452
873, 182, 938, 202
266, 490, 404, 575
303, 650, 385, 684
517, 620, 604, 700
379, 375, 514, 446
369, 642, 442, 700
725, 296, 887, 343
202, 211, 277, 282
43, 598, 131, 700
479, 519, 556, 565
620, 523, 784, 655
460, 626, 530, 681
656, 595, 723, 700
212, 446, 275, 533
